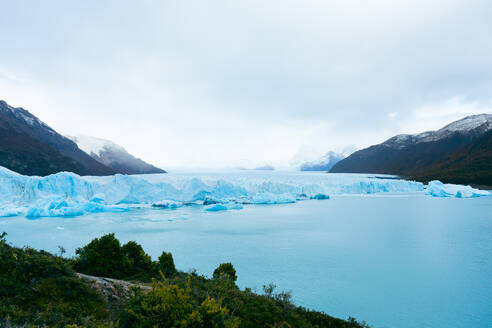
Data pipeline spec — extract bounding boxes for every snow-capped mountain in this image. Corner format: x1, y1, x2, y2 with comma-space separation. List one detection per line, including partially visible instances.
0, 100, 115, 176
300, 151, 346, 171
68, 135, 165, 175
382, 114, 492, 149
331, 113, 492, 185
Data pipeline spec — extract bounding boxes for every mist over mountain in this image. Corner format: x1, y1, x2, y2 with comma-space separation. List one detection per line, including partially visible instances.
300, 151, 346, 171
68, 135, 166, 175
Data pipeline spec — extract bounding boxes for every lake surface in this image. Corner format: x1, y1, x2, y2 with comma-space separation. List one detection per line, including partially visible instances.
2, 193, 491, 328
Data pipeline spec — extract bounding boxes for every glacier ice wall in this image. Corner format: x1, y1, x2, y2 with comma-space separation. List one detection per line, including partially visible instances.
0, 166, 488, 218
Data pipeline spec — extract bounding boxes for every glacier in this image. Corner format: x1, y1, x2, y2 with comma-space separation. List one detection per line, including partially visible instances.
0, 166, 489, 218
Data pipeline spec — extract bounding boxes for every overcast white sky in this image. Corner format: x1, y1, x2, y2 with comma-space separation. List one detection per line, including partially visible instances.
1, 0, 491, 169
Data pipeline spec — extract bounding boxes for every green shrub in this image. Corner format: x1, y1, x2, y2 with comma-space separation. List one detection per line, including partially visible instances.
0, 233, 107, 327
74, 234, 172, 282
124, 274, 238, 328
74, 233, 130, 278
122, 241, 158, 279
158, 251, 177, 277
213, 263, 237, 282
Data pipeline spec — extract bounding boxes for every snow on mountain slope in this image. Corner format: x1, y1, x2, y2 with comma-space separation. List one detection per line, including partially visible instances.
68, 135, 165, 175
300, 151, 346, 171
383, 114, 492, 149
0, 166, 487, 218
0, 100, 115, 176
441, 113, 492, 133
69, 135, 124, 156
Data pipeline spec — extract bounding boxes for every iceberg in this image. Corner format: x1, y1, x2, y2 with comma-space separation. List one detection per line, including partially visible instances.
204, 202, 244, 212
152, 200, 184, 209
0, 166, 487, 218
426, 180, 490, 198
310, 193, 330, 200
204, 204, 228, 212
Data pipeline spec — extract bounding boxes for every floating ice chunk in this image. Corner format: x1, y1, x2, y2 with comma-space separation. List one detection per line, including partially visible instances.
310, 193, 330, 200
297, 193, 308, 199
204, 202, 243, 212
203, 197, 220, 205
205, 204, 228, 212
225, 203, 243, 210
152, 200, 184, 209
426, 180, 490, 198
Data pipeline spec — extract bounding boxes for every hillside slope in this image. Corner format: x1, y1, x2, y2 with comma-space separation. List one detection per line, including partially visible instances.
412, 129, 492, 186
0, 100, 115, 176
331, 114, 492, 185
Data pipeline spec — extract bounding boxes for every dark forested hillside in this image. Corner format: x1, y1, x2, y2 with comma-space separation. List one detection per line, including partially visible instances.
0, 100, 115, 176
411, 129, 492, 186
330, 114, 492, 186
330, 132, 477, 176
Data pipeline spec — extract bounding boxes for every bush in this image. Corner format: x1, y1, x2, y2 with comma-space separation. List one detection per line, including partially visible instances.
158, 251, 177, 277
74, 233, 130, 278
74, 234, 164, 281
213, 263, 237, 282
124, 274, 238, 328
122, 241, 158, 279
0, 232, 107, 327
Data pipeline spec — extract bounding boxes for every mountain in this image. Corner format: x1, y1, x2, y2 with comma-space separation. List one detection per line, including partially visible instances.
300, 151, 346, 171
0, 100, 115, 176
253, 165, 275, 171
68, 135, 166, 175
412, 129, 492, 186
330, 114, 492, 185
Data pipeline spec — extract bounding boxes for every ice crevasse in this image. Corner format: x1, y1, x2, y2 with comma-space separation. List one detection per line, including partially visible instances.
0, 166, 488, 218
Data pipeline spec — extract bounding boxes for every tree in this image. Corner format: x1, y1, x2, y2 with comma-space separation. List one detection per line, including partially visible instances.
158, 251, 177, 277
74, 233, 130, 278
213, 263, 237, 282
122, 241, 156, 276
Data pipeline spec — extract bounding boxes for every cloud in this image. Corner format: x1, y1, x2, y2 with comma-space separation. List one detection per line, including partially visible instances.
1, 0, 491, 167
399, 97, 492, 134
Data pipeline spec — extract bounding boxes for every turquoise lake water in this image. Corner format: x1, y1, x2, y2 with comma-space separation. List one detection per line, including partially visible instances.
2, 194, 491, 328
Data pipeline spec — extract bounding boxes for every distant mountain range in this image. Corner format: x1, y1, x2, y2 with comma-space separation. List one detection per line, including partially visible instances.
68, 135, 165, 175
253, 165, 275, 171
300, 151, 346, 171
0, 100, 165, 176
331, 114, 492, 186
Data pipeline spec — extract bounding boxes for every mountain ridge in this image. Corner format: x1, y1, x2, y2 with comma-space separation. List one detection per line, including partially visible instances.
330, 113, 492, 186
0, 100, 116, 176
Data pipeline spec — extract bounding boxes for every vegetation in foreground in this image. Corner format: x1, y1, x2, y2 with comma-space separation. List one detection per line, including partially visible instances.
0, 232, 369, 328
